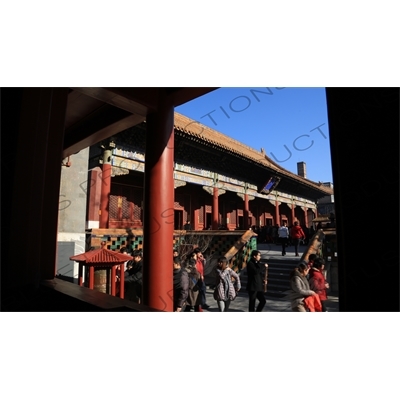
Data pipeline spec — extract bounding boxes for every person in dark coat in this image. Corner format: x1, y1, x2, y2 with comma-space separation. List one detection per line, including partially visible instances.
124, 250, 143, 304
173, 257, 189, 312
245, 250, 268, 312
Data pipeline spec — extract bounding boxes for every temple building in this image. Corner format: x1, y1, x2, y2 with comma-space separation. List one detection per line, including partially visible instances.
56, 111, 333, 285
85, 112, 333, 234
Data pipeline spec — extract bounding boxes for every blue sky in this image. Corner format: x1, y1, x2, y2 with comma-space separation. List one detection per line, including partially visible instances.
176, 87, 332, 183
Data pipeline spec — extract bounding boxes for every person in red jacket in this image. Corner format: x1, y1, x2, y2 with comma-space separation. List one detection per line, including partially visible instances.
193, 248, 210, 310
290, 221, 305, 256
308, 257, 329, 312
307, 253, 317, 268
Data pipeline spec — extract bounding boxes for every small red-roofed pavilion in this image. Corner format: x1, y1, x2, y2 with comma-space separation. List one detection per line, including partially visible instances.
70, 242, 133, 299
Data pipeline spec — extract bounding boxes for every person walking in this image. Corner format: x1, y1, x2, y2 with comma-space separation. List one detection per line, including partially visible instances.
246, 250, 268, 312
173, 256, 189, 312
193, 248, 210, 310
124, 250, 143, 304
290, 221, 306, 256
184, 251, 202, 312
288, 261, 317, 312
278, 221, 289, 256
213, 257, 241, 312
308, 257, 329, 312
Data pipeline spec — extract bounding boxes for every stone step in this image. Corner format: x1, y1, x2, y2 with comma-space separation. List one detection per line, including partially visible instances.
265, 290, 290, 298
268, 270, 291, 276
239, 271, 291, 294
260, 259, 300, 265
267, 269, 291, 275
240, 270, 292, 278
267, 283, 291, 291
267, 277, 291, 284
239, 273, 289, 282
238, 277, 290, 289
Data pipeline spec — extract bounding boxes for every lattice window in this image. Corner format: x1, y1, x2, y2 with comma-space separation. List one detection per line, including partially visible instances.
121, 197, 130, 219
133, 203, 141, 220
205, 205, 211, 213
109, 196, 119, 219
199, 206, 204, 223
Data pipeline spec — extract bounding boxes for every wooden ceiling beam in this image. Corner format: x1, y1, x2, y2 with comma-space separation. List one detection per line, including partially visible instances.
70, 87, 218, 115
70, 87, 158, 116
63, 112, 145, 158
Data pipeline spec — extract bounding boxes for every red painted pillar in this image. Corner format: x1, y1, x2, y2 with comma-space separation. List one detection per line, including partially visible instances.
193, 209, 200, 230
212, 187, 219, 230
304, 207, 309, 228
111, 266, 116, 296
99, 149, 112, 228
143, 95, 174, 311
244, 194, 249, 230
291, 204, 296, 225
89, 266, 94, 289
78, 263, 83, 286
120, 267, 125, 299
275, 200, 280, 226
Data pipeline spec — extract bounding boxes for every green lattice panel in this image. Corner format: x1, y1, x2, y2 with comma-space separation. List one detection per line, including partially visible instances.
87, 232, 255, 262
232, 236, 257, 272
207, 236, 238, 258
88, 234, 144, 252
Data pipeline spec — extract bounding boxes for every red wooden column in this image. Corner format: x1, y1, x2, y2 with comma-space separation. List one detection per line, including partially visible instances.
99, 148, 112, 228
193, 209, 200, 230
78, 263, 84, 286
304, 207, 309, 228
244, 194, 250, 230
275, 200, 281, 226
89, 266, 95, 289
212, 187, 219, 229
119, 265, 125, 299
291, 203, 296, 225
143, 95, 174, 311
111, 266, 116, 296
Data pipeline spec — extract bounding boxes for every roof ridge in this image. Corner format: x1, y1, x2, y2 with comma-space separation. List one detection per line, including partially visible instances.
173, 112, 333, 195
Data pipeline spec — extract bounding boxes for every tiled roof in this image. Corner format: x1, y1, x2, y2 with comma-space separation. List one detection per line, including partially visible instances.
70, 247, 133, 264
173, 112, 333, 196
